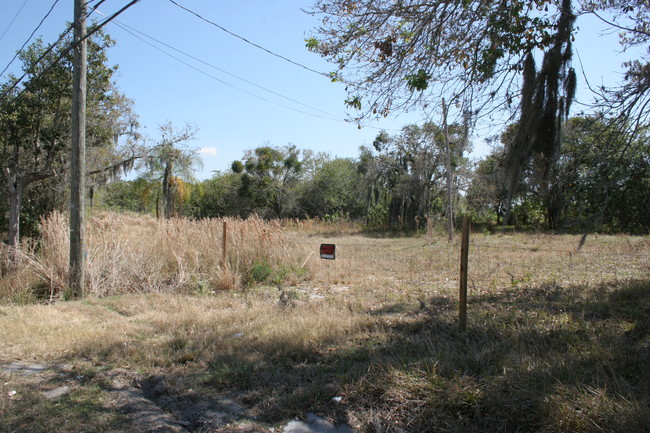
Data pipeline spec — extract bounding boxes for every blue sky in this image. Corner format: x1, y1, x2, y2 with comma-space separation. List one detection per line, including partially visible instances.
0, 0, 640, 180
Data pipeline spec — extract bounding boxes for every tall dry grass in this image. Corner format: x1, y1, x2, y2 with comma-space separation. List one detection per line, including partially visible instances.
1, 219, 649, 432
0, 211, 307, 301
295, 231, 650, 297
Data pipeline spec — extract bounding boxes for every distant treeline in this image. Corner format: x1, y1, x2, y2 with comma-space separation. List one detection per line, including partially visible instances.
93, 117, 649, 235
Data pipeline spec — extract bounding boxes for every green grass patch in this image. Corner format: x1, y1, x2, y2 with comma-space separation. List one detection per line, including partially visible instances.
0, 383, 129, 433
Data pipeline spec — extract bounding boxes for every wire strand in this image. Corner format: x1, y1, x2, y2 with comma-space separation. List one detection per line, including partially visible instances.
0, 0, 142, 111
110, 19, 342, 120
0, 25, 73, 103
0, 0, 30, 42
110, 20, 346, 123
101, 11, 399, 130
167, 0, 330, 78
0, 0, 63, 79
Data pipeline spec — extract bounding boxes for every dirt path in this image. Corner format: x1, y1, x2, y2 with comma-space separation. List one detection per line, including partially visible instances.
1, 361, 353, 433
1, 361, 270, 432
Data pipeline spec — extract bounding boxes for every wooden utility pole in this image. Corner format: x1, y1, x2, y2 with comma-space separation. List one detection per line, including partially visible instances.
442, 98, 453, 243
69, 0, 87, 299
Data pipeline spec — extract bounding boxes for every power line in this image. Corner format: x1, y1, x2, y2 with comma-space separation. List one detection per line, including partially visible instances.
86, 0, 111, 18
164, 1, 403, 132
0, 0, 63, 79
109, 19, 345, 123
0, 0, 143, 111
0, 25, 74, 102
110, 19, 343, 120
0, 0, 30, 42
108, 17, 402, 131
167, 0, 329, 79
1, 0, 398, 132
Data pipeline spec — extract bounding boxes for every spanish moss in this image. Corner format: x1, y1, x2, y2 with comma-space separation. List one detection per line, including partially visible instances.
503, 0, 576, 228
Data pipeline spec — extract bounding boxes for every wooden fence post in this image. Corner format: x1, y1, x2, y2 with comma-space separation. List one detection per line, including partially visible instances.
459, 216, 471, 331
222, 221, 228, 268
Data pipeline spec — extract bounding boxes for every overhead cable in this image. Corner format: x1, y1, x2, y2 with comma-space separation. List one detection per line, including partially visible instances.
0, 0, 63, 79
110, 20, 344, 122
86, 0, 111, 18
0, 25, 73, 101
0, 0, 143, 111
109, 18, 400, 130
168, 0, 330, 79
0, 0, 30, 42
111, 19, 341, 120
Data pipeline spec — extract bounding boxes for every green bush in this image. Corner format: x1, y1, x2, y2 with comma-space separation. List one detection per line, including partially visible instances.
249, 260, 273, 284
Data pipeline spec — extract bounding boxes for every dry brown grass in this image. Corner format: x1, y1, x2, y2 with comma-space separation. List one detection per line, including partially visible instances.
0, 292, 366, 367
0, 211, 307, 301
299, 230, 649, 300
1, 214, 649, 432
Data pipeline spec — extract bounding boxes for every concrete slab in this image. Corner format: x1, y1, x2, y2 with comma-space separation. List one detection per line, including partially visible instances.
283, 413, 354, 433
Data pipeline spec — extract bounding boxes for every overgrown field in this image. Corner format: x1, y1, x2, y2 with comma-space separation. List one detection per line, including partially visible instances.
1, 212, 648, 432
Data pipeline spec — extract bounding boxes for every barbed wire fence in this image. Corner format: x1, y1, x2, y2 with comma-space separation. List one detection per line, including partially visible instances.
300, 228, 649, 305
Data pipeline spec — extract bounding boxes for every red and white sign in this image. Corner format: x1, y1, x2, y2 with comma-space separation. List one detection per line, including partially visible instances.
320, 244, 336, 260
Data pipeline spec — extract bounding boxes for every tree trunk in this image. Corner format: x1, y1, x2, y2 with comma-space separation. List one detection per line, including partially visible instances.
545, 185, 563, 230
6, 172, 23, 250
162, 162, 173, 219
3, 168, 54, 265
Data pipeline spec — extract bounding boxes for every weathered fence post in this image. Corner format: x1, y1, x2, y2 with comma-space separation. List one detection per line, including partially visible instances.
459, 216, 471, 331
222, 221, 228, 268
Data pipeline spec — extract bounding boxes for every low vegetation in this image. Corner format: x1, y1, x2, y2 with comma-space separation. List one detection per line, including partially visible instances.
1, 213, 648, 432
1, 211, 307, 302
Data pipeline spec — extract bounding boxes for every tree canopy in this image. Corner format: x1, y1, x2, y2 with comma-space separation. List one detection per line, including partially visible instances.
582, 1, 650, 130
232, 144, 308, 218
146, 122, 200, 219
307, 0, 563, 122
0, 29, 139, 248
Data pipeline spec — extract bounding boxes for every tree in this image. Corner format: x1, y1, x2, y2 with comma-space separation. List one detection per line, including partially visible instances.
581, 1, 650, 131
558, 115, 650, 233
309, 0, 588, 230
232, 144, 307, 218
100, 178, 157, 214
186, 171, 253, 219
307, 0, 561, 122
0, 30, 138, 252
466, 148, 508, 225
147, 122, 200, 219
298, 157, 365, 219
471, 116, 650, 232
501, 0, 576, 228
360, 122, 469, 230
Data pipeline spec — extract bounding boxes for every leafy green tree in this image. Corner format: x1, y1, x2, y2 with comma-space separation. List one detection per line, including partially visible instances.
186, 171, 253, 219
466, 148, 509, 225
146, 122, 200, 219
298, 157, 365, 219
309, 0, 582, 230
307, 0, 561, 121
558, 116, 650, 233
232, 144, 307, 218
100, 178, 157, 214
474, 116, 650, 232
581, 1, 650, 130
503, 0, 577, 228
359, 122, 467, 229
0, 30, 138, 249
